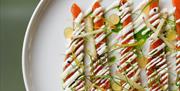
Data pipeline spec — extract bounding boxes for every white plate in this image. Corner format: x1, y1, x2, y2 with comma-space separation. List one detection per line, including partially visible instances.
22, 0, 175, 91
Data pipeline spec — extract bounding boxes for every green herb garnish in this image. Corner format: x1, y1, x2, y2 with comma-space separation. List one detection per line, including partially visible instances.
112, 22, 123, 33
108, 56, 116, 66
134, 27, 153, 41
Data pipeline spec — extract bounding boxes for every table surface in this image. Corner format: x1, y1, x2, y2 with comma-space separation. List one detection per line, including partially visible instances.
0, 0, 39, 91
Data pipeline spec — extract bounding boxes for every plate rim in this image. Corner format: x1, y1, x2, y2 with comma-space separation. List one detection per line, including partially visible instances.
21, 0, 176, 90
22, 0, 49, 90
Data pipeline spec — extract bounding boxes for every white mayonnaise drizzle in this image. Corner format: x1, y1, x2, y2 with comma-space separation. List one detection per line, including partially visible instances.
73, 23, 85, 36
84, 0, 103, 17
95, 32, 106, 44
132, 0, 148, 13
148, 43, 165, 57
121, 14, 131, 22
64, 53, 84, 73
121, 54, 137, 69
115, 23, 133, 40
91, 6, 107, 57
125, 62, 138, 73
176, 19, 180, 23
149, 7, 159, 16
63, 68, 83, 88
133, 6, 165, 36
75, 12, 84, 24
119, 51, 134, 61
91, 7, 103, 17
145, 7, 168, 90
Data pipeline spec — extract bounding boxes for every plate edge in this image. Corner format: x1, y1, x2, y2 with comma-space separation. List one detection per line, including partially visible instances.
22, 0, 50, 91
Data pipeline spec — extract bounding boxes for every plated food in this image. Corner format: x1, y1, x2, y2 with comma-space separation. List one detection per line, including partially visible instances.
63, 0, 180, 90
63, 3, 86, 91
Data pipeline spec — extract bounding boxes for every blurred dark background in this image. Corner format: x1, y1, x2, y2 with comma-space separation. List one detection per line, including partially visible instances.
0, 0, 39, 91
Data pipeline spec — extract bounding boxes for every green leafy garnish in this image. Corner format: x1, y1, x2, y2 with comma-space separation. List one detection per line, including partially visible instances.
108, 56, 116, 65
176, 82, 180, 87
135, 27, 152, 41
112, 22, 123, 33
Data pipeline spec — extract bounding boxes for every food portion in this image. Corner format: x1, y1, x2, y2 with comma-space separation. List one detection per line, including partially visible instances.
173, 0, 180, 87
63, 4, 86, 91
63, 0, 180, 90
145, 0, 169, 90
89, 2, 111, 90
112, 0, 141, 90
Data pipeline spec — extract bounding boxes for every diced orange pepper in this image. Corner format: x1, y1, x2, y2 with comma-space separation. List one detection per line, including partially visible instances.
92, 2, 101, 11
120, 0, 127, 4
173, 0, 180, 35
123, 16, 132, 27
94, 18, 104, 30
149, 0, 159, 10
71, 3, 81, 20
150, 39, 163, 50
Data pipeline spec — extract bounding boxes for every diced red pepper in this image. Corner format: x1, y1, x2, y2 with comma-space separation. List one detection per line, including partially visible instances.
71, 3, 81, 20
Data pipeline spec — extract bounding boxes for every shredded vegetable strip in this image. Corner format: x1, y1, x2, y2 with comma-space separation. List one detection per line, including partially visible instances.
72, 27, 105, 39
112, 71, 145, 91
